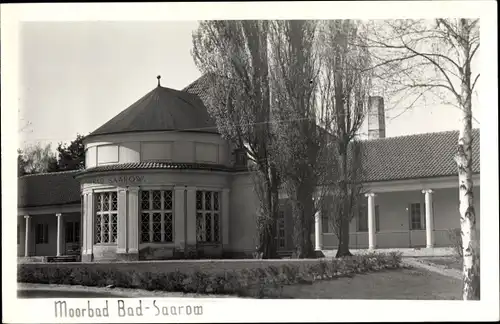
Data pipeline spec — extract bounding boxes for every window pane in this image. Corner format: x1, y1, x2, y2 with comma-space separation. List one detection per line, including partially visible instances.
214, 192, 220, 211
205, 213, 212, 242
213, 213, 220, 242
103, 193, 110, 211
196, 191, 203, 210
141, 191, 150, 210
410, 203, 422, 230
95, 215, 102, 243
111, 192, 118, 211
102, 214, 109, 243
152, 191, 162, 210
205, 192, 212, 210
358, 206, 368, 232
375, 205, 380, 232
164, 191, 173, 210
111, 214, 118, 243
141, 213, 150, 243
164, 212, 173, 242
152, 212, 162, 242
96, 194, 102, 212
196, 212, 204, 241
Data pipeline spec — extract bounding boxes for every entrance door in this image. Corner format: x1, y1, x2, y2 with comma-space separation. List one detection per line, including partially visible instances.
64, 221, 81, 255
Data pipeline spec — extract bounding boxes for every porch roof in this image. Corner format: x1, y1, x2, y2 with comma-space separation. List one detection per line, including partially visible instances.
360, 129, 480, 182
18, 170, 81, 208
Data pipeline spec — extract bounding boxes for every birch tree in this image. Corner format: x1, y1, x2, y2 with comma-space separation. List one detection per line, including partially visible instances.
192, 21, 281, 258
361, 19, 480, 300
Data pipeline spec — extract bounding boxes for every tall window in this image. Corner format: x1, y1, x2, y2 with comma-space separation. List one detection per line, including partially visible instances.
140, 190, 174, 243
35, 223, 49, 244
17, 225, 20, 244
95, 192, 118, 244
358, 205, 380, 232
409, 203, 425, 230
65, 221, 80, 243
196, 190, 220, 243
276, 210, 286, 249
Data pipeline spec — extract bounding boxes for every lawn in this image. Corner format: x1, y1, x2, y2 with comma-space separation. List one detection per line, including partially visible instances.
18, 267, 461, 299
278, 267, 462, 299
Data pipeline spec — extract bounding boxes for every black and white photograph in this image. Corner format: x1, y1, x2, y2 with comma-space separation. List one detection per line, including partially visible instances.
2, 2, 498, 323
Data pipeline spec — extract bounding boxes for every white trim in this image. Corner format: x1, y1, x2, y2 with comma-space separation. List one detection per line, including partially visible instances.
93, 187, 118, 193
278, 175, 481, 200
138, 185, 175, 191
195, 185, 224, 191
365, 174, 480, 193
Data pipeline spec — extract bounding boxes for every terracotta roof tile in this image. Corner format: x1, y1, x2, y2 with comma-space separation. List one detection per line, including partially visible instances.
360, 129, 480, 182
78, 162, 235, 174
18, 170, 81, 208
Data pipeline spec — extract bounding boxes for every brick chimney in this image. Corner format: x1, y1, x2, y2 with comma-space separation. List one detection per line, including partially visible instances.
367, 96, 386, 139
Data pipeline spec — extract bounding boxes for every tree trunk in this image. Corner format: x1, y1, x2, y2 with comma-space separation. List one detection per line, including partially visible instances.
457, 102, 479, 300
256, 165, 279, 259
291, 185, 315, 259
457, 38, 480, 299
336, 217, 353, 257
335, 149, 353, 258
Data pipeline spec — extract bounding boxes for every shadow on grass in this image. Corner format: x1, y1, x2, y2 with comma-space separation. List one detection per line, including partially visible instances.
267, 267, 461, 299
18, 289, 123, 299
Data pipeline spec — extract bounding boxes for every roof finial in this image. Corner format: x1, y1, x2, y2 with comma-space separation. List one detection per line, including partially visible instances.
157, 75, 161, 87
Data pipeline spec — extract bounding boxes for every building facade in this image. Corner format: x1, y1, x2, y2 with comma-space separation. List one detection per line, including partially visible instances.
17, 75, 481, 261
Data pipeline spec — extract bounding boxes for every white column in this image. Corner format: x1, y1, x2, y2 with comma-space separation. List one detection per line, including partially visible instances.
174, 186, 186, 251
86, 192, 94, 257
81, 194, 87, 256
186, 187, 197, 247
117, 188, 128, 254
366, 193, 376, 250
314, 210, 323, 251
127, 187, 139, 254
24, 215, 31, 257
56, 213, 63, 256
422, 189, 435, 248
222, 189, 230, 247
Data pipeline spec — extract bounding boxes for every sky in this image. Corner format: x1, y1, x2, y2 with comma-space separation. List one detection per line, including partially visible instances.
18, 21, 481, 150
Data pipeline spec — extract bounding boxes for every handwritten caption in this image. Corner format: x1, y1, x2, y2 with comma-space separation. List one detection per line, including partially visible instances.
54, 300, 203, 318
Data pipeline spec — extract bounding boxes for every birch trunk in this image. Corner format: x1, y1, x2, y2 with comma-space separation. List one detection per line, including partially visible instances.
456, 44, 480, 299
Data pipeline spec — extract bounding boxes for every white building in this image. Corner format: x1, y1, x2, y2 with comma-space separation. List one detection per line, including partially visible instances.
17, 75, 480, 261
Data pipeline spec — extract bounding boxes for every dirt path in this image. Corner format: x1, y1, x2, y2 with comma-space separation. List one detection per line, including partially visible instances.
403, 258, 462, 280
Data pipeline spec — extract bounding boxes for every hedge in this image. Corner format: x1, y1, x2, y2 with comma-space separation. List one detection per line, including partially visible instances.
18, 252, 403, 298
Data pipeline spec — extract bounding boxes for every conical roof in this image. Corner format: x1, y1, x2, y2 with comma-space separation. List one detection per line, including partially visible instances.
89, 79, 218, 137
